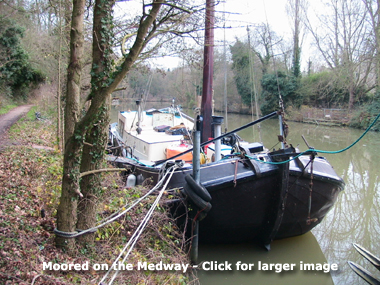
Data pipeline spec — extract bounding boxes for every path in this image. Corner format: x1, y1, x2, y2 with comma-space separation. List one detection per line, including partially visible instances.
0, 105, 33, 149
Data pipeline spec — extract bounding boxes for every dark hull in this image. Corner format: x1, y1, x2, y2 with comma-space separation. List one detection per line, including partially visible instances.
198, 173, 342, 244
112, 153, 344, 244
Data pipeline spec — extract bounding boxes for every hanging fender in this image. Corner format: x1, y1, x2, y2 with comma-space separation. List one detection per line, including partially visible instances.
184, 174, 212, 202
183, 184, 212, 213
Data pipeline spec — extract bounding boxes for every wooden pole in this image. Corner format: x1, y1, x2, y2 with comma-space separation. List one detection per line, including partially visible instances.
201, 0, 215, 143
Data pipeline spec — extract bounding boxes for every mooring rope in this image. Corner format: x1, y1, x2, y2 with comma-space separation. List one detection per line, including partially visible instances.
54, 163, 179, 238
98, 164, 179, 285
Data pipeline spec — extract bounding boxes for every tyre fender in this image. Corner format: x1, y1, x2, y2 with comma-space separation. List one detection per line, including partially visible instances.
184, 174, 212, 202
183, 184, 212, 213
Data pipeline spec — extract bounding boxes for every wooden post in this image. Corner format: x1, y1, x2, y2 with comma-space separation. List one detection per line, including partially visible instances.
201, 0, 215, 143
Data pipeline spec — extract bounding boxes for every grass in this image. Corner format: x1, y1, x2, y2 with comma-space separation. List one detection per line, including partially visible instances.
0, 104, 18, 115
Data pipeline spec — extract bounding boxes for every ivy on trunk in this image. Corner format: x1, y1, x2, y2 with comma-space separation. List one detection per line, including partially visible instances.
56, 0, 164, 251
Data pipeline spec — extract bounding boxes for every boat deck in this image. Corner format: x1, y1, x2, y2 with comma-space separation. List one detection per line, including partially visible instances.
127, 128, 186, 144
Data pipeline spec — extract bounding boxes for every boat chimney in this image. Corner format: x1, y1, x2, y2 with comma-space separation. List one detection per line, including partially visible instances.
136, 99, 142, 135
212, 116, 223, 161
193, 115, 203, 181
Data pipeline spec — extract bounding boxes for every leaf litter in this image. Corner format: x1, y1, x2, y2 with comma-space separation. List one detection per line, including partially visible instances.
0, 110, 195, 284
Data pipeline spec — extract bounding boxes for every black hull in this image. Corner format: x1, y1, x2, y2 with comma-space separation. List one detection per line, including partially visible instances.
112, 153, 344, 244
198, 175, 341, 244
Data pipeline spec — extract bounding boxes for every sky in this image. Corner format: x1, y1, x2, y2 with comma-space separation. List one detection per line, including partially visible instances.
116, 0, 324, 69
154, 0, 296, 69
218, 0, 293, 40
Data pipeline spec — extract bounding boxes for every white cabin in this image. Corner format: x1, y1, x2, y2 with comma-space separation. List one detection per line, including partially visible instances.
117, 109, 194, 162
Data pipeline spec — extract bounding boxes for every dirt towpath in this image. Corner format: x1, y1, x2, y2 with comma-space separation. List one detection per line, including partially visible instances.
0, 104, 33, 146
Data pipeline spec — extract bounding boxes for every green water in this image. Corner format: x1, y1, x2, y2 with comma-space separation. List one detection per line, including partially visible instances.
199, 114, 380, 285
112, 103, 380, 284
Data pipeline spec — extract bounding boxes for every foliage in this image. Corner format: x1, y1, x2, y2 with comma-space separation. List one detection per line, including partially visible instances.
349, 90, 380, 131
0, 108, 64, 283
0, 104, 192, 284
0, 104, 17, 115
230, 39, 254, 106
260, 71, 301, 114
94, 184, 191, 284
299, 71, 350, 108
0, 19, 45, 99
292, 46, 301, 78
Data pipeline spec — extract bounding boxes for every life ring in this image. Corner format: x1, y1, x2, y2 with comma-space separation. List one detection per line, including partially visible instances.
183, 184, 212, 213
184, 174, 212, 202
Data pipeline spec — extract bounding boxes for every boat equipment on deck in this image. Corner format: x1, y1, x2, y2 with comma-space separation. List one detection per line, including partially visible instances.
153, 110, 279, 166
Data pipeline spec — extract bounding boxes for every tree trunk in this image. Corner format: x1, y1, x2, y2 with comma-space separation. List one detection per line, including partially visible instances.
77, 98, 110, 245
292, 0, 301, 78
348, 85, 355, 110
56, 0, 163, 251
64, 0, 84, 148
75, 0, 115, 245
75, 0, 164, 246
55, 138, 83, 250
363, 0, 380, 90
55, 0, 86, 251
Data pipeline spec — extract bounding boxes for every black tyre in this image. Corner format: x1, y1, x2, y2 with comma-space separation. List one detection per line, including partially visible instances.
183, 184, 212, 213
184, 174, 212, 202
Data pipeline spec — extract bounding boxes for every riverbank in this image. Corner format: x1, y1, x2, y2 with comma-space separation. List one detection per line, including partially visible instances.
0, 105, 193, 284
286, 106, 351, 127
212, 103, 378, 129
111, 97, 379, 130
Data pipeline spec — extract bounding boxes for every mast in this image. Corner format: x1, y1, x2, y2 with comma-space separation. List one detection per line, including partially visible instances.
201, 0, 215, 143
223, 1, 228, 132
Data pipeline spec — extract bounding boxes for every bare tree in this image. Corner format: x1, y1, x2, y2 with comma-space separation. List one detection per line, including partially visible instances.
56, 0, 207, 250
305, 0, 373, 109
250, 24, 283, 75
287, 0, 308, 77
363, 0, 380, 89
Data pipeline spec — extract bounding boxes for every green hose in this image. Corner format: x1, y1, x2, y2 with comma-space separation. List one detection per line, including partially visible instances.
248, 112, 380, 165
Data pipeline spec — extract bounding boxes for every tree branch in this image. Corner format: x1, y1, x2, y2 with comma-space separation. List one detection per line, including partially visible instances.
80, 168, 128, 178
144, 2, 192, 14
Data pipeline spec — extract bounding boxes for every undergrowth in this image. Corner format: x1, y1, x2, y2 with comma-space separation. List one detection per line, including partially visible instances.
0, 104, 18, 115
0, 106, 194, 284
349, 92, 380, 131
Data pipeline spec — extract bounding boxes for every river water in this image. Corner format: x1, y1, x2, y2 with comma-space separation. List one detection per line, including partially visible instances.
111, 103, 380, 284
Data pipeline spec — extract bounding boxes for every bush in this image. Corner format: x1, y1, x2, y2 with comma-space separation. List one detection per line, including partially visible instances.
349, 91, 380, 131
260, 71, 301, 115
0, 19, 45, 100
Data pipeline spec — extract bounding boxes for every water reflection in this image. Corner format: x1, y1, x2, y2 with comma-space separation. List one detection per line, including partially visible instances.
111, 104, 380, 284
235, 118, 380, 285
197, 232, 334, 285
231, 117, 380, 284
304, 125, 380, 285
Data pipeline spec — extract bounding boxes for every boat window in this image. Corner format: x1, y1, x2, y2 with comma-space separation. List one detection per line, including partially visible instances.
119, 120, 124, 135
